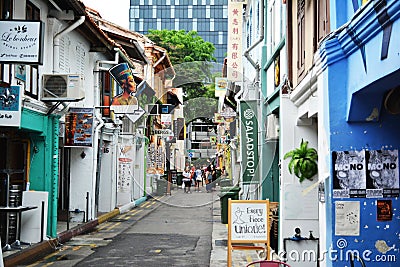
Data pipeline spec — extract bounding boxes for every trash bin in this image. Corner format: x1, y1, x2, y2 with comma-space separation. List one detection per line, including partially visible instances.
156, 178, 167, 196
219, 178, 232, 187
221, 186, 241, 198
176, 172, 183, 186
219, 186, 241, 224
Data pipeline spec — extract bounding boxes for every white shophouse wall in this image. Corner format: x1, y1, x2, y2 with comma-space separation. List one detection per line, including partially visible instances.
279, 93, 319, 251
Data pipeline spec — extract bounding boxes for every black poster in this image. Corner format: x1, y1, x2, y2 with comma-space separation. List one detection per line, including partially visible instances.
366, 149, 399, 198
332, 150, 366, 198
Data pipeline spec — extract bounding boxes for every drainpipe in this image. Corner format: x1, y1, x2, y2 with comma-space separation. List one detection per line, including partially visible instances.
92, 111, 104, 218
53, 16, 85, 73
242, 0, 265, 95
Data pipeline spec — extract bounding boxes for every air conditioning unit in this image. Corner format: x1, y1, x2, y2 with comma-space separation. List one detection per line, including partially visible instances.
266, 114, 279, 140
41, 74, 85, 101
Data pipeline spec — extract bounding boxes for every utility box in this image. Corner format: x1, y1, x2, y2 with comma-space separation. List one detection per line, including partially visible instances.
20, 191, 48, 243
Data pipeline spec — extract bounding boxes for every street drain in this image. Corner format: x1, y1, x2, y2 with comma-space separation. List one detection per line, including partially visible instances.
215, 239, 227, 246
108, 218, 127, 222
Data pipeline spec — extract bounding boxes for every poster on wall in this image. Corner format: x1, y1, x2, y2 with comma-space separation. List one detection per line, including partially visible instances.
333, 150, 366, 198
335, 201, 360, 236
377, 199, 392, 221
64, 108, 94, 147
117, 143, 134, 193
146, 136, 165, 175
366, 149, 399, 198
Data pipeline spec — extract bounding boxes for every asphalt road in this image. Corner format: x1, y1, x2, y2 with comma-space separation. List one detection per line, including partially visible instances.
27, 186, 217, 267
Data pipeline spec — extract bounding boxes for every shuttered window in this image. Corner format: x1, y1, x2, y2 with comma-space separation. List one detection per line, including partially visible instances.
25, 1, 40, 99
297, 0, 305, 76
0, 0, 13, 85
317, 0, 330, 44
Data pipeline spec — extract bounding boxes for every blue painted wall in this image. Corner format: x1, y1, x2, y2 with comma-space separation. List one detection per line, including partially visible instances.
321, 1, 400, 266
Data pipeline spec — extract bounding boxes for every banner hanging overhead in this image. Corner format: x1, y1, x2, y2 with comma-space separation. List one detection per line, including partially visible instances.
240, 100, 259, 184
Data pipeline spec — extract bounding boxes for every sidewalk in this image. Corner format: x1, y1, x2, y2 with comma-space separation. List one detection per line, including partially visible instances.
210, 188, 261, 267
2, 185, 261, 267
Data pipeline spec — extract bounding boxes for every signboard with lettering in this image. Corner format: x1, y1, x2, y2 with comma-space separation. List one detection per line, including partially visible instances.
240, 100, 259, 184
0, 86, 22, 127
227, 2, 244, 82
227, 199, 270, 267
228, 199, 269, 242
0, 20, 44, 64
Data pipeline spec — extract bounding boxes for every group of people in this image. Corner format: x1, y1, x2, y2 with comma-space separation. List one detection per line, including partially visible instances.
182, 164, 228, 193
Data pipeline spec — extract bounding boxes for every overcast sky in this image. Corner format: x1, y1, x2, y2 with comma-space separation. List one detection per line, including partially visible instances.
81, 0, 129, 29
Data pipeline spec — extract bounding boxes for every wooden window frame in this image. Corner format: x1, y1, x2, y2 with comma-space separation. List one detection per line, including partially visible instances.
297, 0, 305, 77
0, 0, 13, 84
317, 0, 330, 45
25, 1, 40, 99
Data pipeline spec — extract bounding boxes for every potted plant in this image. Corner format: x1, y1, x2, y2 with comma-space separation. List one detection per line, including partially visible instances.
284, 139, 318, 182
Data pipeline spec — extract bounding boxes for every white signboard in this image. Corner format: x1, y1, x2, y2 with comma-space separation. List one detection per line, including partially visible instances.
161, 114, 172, 125
229, 200, 269, 242
0, 20, 44, 64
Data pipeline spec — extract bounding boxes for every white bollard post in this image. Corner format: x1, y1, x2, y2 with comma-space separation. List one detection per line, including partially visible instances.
0, 239, 4, 267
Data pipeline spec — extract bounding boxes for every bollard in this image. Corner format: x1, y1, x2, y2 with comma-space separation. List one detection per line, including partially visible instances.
0, 239, 4, 267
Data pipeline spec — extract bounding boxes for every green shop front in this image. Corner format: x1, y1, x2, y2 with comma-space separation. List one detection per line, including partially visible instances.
0, 98, 60, 247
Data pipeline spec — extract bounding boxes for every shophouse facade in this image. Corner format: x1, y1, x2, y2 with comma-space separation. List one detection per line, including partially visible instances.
317, 1, 400, 266
0, 0, 181, 249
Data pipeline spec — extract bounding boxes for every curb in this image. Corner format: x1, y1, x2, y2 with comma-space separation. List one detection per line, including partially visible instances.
4, 197, 148, 267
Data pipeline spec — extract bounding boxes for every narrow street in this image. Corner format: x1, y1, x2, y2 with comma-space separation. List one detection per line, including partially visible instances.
27, 185, 216, 267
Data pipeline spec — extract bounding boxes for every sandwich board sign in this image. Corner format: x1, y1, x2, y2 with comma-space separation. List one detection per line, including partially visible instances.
227, 199, 270, 266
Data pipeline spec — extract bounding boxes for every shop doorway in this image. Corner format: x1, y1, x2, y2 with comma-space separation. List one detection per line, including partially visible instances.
57, 147, 71, 224
0, 136, 28, 245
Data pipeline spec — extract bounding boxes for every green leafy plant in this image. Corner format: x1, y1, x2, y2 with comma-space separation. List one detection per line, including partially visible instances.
283, 139, 318, 182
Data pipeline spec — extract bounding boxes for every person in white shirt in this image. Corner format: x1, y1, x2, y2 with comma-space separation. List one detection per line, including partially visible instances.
182, 167, 192, 193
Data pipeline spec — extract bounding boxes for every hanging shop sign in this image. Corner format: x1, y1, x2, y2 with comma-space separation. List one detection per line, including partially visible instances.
64, 108, 94, 147
215, 77, 228, 97
240, 100, 259, 184
0, 20, 44, 64
0, 86, 22, 127
227, 1, 244, 82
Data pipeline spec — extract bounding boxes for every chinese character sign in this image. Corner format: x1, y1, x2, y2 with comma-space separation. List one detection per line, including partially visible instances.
227, 1, 244, 82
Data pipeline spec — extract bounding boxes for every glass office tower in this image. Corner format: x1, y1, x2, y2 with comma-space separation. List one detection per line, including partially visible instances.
129, 0, 228, 64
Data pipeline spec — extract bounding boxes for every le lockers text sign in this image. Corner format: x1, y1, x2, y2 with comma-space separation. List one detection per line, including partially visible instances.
0, 20, 44, 64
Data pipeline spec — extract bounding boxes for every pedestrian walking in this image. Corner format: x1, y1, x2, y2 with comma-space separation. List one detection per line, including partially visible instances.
195, 166, 203, 192
210, 165, 217, 191
206, 166, 213, 193
182, 167, 192, 193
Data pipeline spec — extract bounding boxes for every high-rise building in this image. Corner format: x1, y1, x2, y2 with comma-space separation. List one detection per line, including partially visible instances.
129, 0, 228, 64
